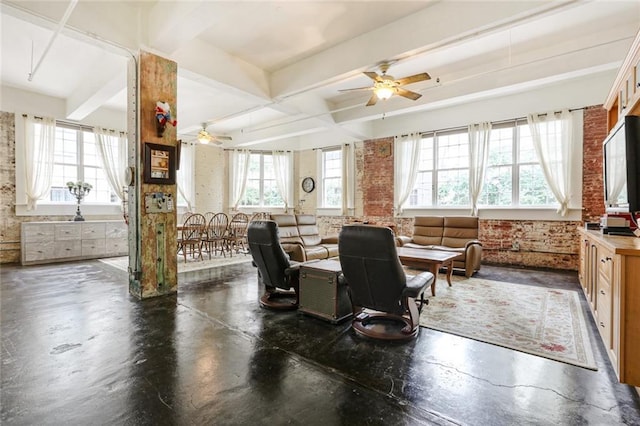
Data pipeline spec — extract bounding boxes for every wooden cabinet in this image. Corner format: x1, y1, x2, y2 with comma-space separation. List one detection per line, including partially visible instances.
21, 221, 127, 265
604, 28, 640, 132
578, 228, 640, 386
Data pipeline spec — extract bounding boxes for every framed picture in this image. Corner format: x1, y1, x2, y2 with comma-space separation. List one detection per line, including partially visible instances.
144, 142, 176, 184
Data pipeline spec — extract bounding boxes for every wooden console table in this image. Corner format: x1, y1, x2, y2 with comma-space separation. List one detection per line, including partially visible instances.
578, 228, 640, 386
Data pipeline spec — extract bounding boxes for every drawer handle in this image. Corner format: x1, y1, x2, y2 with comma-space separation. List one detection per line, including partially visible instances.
599, 321, 605, 328
600, 290, 605, 295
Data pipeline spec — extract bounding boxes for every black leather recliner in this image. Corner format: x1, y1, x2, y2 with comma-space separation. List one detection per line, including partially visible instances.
338, 225, 435, 340
248, 220, 301, 310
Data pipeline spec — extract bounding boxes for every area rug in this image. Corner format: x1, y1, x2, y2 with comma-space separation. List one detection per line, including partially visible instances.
99, 254, 252, 273
418, 276, 597, 370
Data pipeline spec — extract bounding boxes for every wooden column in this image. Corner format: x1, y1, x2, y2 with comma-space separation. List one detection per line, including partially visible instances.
127, 51, 178, 299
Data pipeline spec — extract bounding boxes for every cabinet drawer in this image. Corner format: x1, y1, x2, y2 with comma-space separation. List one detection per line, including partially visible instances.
598, 250, 614, 283
53, 240, 82, 259
22, 224, 54, 243
82, 222, 106, 239
105, 238, 128, 256
596, 274, 612, 348
82, 239, 106, 256
105, 223, 127, 239
54, 224, 81, 241
23, 242, 56, 262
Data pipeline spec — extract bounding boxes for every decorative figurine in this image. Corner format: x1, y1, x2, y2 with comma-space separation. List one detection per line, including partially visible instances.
66, 181, 93, 221
155, 101, 177, 137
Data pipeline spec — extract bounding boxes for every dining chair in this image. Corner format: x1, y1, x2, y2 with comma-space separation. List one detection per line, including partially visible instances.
204, 212, 229, 258
225, 212, 249, 256
177, 213, 206, 263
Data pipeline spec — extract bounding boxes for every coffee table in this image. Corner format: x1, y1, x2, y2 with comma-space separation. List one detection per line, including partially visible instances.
396, 247, 461, 296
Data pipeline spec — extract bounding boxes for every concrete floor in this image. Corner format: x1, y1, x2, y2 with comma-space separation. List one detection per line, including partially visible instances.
1, 260, 639, 425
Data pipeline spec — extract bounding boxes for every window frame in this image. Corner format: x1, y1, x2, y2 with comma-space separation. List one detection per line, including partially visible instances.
399, 113, 583, 221
14, 115, 123, 217
238, 151, 285, 208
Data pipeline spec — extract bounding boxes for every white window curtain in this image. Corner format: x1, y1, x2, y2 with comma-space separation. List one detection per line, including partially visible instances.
24, 115, 56, 210
468, 122, 492, 216
394, 133, 421, 214
229, 149, 250, 209
94, 127, 127, 205
341, 143, 355, 215
177, 142, 196, 212
605, 138, 627, 203
272, 150, 293, 211
527, 110, 574, 216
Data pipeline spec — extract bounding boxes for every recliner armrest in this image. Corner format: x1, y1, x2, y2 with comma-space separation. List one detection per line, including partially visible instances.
320, 234, 338, 244
284, 262, 301, 276
397, 235, 412, 246
403, 271, 434, 298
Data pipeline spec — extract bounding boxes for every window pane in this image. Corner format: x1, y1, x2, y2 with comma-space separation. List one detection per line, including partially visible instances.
479, 165, 512, 206
518, 125, 537, 163
519, 164, 555, 205
322, 149, 342, 207
263, 179, 283, 206
437, 169, 469, 206
437, 132, 469, 169
409, 171, 433, 206
323, 177, 341, 207
242, 179, 260, 206
418, 137, 434, 170
488, 128, 513, 166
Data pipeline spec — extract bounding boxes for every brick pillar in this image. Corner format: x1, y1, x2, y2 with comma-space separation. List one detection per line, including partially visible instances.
582, 105, 607, 223
362, 137, 394, 217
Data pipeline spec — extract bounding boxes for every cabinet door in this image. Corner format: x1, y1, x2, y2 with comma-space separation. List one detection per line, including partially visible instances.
105, 238, 128, 256
105, 222, 127, 239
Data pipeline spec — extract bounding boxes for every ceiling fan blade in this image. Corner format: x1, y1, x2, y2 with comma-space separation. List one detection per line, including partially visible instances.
213, 135, 232, 141
365, 93, 379, 106
339, 86, 375, 92
395, 72, 431, 86
363, 71, 382, 82
396, 88, 422, 101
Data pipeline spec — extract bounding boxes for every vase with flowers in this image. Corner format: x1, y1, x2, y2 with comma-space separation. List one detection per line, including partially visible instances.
66, 181, 92, 221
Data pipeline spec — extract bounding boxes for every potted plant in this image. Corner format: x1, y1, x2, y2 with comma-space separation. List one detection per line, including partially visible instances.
66, 181, 92, 221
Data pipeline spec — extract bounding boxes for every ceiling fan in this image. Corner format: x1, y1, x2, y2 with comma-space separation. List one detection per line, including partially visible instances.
195, 123, 232, 145
340, 62, 431, 106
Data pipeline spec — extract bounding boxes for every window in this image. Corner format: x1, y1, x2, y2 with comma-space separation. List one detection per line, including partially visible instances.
49, 124, 117, 204
239, 152, 283, 207
407, 121, 556, 209
479, 121, 555, 207
321, 148, 342, 208
409, 129, 470, 207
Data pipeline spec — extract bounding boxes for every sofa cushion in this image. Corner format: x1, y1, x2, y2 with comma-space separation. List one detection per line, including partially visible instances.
442, 217, 479, 248
304, 245, 330, 260
412, 216, 444, 246
271, 214, 304, 245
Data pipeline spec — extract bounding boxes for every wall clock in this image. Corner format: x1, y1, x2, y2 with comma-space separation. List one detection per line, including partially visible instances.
301, 177, 315, 193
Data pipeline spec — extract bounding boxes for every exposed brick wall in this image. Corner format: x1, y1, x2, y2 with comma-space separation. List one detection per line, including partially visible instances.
320, 105, 609, 271
362, 137, 394, 217
479, 219, 582, 270
582, 105, 607, 223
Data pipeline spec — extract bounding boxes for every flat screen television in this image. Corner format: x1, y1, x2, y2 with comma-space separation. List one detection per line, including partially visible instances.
603, 115, 640, 214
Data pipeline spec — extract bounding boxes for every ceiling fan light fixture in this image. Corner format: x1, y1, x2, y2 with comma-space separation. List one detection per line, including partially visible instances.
374, 85, 394, 100
197, 129, 212, 144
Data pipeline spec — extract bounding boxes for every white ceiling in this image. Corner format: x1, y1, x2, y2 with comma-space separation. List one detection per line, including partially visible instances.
2, 1, 639, 150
